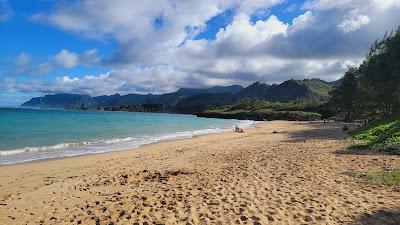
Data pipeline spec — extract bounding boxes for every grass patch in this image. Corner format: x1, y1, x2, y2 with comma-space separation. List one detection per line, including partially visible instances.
350, 117, 400, 154
370, 170, 400, 190
344, 170, 400, 191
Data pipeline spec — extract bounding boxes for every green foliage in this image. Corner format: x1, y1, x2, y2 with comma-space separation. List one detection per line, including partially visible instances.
350, 117, 400, 154
328, 68, 362, 121
229, 98, 322, 111
236, 79, 334, 102
207, 97, 330, 117
230, 98, 273, 111
104, 103, 164, 112
202, 98, 322, 121
329, 27, 400, 120
198, 110, 321, 121
172, 93, 235, 114
370, 170, 400, 190
296, 78, 333, 98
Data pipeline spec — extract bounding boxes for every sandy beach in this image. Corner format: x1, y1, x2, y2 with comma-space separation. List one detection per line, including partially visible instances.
0, 121, 399, 225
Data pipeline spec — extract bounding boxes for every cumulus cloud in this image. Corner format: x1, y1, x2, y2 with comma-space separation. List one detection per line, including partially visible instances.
291, 11, 315, 31
214, 14, 288, 55
32, 0, 228, 42
339, 14, 370, 33
53, 49, 79, 68
2, 48, 103, 78
6, 0, 400, 96
80, 49, 101, 66
5, 66, 204, 96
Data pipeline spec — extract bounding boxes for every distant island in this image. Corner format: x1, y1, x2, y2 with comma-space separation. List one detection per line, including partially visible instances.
21, 78, 337, 121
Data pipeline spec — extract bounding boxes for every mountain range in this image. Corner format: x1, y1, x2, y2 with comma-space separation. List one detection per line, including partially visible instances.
22, 78, 336, 113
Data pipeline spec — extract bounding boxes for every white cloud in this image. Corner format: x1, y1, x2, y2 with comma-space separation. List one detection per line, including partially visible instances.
303, 0, 359, 11
236, 0, 283, 14
54, 49, 78, 68
215, 14, 288, 53
6, 66, 201, 96
291, 11, 314, 31
80, 49, 101, 66
371, 0, 400, 11
4, 49, 100, 77
339, 14, 370, 33
4, 57, 361, 97
6, 0, 400, 96
15, 52, 31, 67
10, 52, 33, 75
32, 0, 224, 42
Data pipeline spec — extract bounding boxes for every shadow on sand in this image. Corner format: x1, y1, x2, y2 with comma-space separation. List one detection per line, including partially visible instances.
284, 122, 355, 143
284, 122, 399, 156
282, 122, 400, 224
332, 148, 397, 156
350, 209, 400, 225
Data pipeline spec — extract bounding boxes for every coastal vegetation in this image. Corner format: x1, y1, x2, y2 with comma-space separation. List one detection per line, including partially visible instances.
196, 110, 321, 121
369, 170, 400, 190
329, 28, 400, 121
196, 98, 323, 121
104, 103, 165, 113
350, 117, 400, 154
326, 27, 400, 154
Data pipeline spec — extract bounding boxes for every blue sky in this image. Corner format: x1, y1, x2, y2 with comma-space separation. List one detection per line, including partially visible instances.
0, 1, 113, 77
1, 0, 400, 106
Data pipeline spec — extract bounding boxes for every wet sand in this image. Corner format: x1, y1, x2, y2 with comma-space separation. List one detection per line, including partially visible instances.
0, 121, 399, 224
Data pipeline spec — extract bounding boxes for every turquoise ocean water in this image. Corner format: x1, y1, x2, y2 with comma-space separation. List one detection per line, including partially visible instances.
0, 108, 252, 164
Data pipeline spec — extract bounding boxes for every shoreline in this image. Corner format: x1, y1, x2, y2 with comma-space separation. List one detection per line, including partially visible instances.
0, 120, 260, 167
1, 121, 399, 225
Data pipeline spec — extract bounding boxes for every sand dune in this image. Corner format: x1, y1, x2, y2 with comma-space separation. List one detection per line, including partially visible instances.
0, 121, 399, 224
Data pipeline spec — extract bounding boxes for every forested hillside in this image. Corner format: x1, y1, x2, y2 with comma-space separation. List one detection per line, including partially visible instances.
21, 78, 334, 114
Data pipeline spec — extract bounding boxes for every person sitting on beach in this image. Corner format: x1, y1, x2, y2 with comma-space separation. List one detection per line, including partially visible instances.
235, 126, 244, 133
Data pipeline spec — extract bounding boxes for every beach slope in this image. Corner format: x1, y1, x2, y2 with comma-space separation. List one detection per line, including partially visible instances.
0, 121, 399, 224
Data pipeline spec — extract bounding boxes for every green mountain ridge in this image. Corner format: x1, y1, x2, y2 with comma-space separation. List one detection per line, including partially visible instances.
21, 78, 335, 113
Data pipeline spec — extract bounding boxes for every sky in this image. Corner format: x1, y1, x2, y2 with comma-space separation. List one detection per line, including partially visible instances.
1, 0, 400, 106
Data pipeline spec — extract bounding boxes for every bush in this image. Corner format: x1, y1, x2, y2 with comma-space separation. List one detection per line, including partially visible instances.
350, 117, 400, 154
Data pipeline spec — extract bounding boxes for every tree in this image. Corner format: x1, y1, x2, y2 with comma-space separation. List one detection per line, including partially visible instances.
329, 26, 400, 120
361, 27, 400, 115
329, 67, 360, 121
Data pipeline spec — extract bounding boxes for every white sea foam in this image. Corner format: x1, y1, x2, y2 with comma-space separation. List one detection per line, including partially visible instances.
0, 143, 81, 156
0, 120, 255, 165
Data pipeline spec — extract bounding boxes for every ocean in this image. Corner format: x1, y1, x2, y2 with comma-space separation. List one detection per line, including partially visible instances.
0, 108, 252, 165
